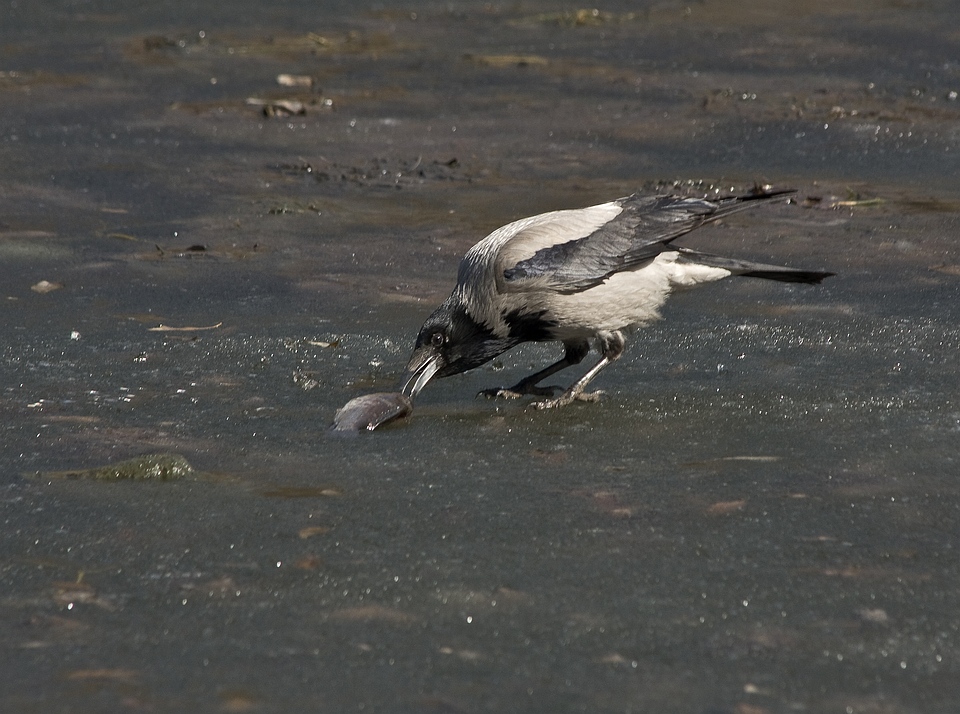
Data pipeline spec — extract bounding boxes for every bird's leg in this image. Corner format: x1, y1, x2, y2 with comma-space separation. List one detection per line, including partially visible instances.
532, 331, 626, 409
479, 340, 590, 400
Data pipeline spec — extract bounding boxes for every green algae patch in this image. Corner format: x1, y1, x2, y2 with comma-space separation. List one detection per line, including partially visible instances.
34, 453, 196, 481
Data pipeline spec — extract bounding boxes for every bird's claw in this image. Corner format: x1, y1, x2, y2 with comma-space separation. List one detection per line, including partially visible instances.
478, 387, 523, 400
530, 390, 604, 410
478, 384, 561, 400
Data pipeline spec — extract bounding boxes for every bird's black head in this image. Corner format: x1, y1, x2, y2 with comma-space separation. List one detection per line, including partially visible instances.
401, 296, 513, 399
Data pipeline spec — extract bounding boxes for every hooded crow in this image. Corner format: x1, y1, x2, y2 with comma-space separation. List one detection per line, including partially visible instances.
402, 190, 833, 409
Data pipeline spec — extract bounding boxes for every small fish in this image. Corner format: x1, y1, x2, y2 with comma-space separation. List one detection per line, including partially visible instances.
330, 392, 413, 434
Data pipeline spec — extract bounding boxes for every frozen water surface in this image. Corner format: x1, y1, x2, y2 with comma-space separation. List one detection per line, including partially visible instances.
2, 1, 959, 712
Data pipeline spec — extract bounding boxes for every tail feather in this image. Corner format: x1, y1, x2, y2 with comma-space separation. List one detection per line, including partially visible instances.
677, 248, 835, 284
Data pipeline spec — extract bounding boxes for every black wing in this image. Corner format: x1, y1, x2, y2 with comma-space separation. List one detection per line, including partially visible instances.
501, 191, 794, 294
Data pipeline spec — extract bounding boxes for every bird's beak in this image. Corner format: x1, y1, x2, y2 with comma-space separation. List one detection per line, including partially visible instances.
400, 346, 444, 399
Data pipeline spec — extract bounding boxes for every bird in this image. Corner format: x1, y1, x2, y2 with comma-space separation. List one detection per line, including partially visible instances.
401, 189, 833, 409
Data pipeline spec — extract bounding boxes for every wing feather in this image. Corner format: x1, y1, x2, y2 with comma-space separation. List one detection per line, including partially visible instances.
498, 191, 793, 294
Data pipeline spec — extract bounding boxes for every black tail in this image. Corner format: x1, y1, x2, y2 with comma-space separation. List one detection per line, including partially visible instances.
738, 268, 835, 284
676, 248, 835, 284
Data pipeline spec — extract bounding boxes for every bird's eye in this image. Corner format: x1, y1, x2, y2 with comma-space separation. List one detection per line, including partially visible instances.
430, 331, 445, 348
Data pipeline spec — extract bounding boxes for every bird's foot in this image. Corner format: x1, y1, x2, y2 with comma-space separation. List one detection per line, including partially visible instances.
478, 384, 561, 400
530, 389, 604, 410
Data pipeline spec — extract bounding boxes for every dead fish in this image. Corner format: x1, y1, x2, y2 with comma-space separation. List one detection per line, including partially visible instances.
331, 392, 412, 434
